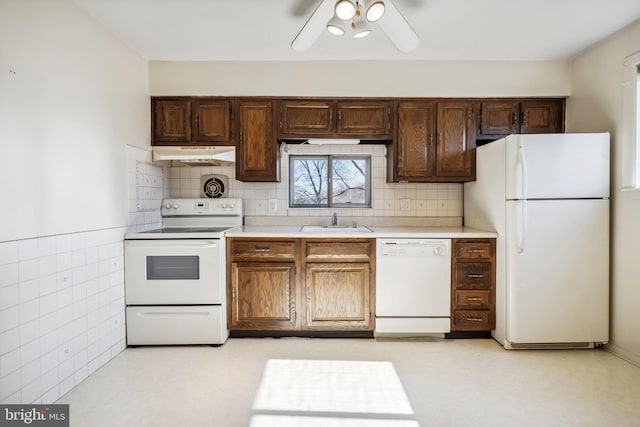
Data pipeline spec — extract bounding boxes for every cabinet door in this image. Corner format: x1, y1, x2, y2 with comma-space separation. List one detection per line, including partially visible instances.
152, 99, 191, 144
193, 99, 232, 144
304, 263, 372, 330
520, 99, 564, 134
230, 262, 297, 330
337, 101, 392, 138
236, 99, 279, 182
436, 101, 476, 181
392, 101, 437, 181
279, 100, 335, 137
479, 100, 519, 137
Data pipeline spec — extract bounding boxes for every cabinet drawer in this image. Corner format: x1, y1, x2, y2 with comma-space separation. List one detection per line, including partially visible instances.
453, 310, 494, 331
455, 242, 493, 259
454, 290, 491, 308
455, 262, 492, 288
304, 241, 372, 260
230, 240, 296, 260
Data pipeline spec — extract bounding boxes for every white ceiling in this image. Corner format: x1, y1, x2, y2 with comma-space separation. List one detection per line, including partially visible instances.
73, 0, 640, 61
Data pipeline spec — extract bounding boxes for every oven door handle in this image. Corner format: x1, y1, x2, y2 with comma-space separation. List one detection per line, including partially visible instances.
126, 240, 219, 250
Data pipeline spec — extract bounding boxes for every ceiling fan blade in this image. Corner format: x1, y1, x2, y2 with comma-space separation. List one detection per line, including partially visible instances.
291, 0, 335, 52
378, 0, 419, 52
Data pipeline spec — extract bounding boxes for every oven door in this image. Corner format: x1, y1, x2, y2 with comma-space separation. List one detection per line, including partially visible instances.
124, 239, 223, 305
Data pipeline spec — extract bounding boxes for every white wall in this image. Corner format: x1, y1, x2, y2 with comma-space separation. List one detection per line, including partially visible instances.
567, 19, 640, 365
149, 60, 570, 97
0, 0, 149, 404
0, 0, 149, 242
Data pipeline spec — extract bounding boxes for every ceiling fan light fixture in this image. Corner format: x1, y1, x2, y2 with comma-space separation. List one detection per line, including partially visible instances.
352, 14, 372, 38
326, 16, 346, 35
335, 0, 356, 20
365, 1, 385, 22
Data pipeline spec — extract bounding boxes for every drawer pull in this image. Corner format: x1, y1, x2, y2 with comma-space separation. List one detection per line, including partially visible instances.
467, 274, 484, 278
467, 249, 485, 253
466, 317, 484, 322
254, 247, 271, 252
466, 297, 483, 301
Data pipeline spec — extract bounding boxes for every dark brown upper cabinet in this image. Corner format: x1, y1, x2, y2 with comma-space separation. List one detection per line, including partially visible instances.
151, 97, 233, 146
152, 98, 191, 144
235, 99, 280, 182
278, 100, 335, 136
477, 98, 564, 140
389, 101, 475, 183
278, 99, 392, 140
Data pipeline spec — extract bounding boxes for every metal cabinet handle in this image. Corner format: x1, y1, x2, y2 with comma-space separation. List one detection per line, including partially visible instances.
466, 317, 484, 322
467, 249, 484, 253
467, 274, 484, 278
466, 297, 484, 301
512, 111, 518, 125
254, 247, 271, 252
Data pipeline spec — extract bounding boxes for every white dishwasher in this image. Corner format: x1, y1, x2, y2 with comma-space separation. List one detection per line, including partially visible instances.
375, 239, 452, 336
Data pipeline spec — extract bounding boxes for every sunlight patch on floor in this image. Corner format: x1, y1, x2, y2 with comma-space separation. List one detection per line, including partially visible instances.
251, 359, 418, 426
250, 415, 420, 427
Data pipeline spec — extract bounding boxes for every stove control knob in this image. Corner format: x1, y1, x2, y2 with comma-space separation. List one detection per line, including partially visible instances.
172, 204, 179, 209
221, 203, 228, 208
229, 203, 235, 209
164, 204, 172, 209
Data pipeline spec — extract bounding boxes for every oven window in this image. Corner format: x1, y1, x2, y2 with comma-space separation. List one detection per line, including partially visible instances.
146, 256, 200, 280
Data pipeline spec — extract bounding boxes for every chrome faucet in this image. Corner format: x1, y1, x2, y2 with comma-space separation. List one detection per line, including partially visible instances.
331, 212, 338, 226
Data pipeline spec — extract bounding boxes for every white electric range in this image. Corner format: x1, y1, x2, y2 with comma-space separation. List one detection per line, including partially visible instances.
124, 198, 242, 346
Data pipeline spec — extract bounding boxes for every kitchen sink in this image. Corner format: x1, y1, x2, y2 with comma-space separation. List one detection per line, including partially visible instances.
299, 225, 374, 233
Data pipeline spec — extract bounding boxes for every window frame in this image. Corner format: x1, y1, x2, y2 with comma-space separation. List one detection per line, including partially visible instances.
622, 50, 640, 190
288, 154, 372, 208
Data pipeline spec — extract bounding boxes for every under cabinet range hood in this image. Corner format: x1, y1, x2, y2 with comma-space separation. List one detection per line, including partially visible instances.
152, 146, 235, 167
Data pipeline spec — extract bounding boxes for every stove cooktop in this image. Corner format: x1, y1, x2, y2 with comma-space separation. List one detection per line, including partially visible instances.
124, 226, 239, 240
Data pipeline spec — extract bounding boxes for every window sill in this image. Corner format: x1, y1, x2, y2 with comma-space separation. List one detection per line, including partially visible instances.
620, 187, 640, 199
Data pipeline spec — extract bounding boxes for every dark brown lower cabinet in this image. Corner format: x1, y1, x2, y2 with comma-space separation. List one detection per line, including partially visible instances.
450, 238, 496, 332
227, 238, 375, 335
305, 263, 371, 329
230, 262, 297, 330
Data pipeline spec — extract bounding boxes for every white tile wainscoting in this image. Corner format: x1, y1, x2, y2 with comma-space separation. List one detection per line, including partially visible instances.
0, 229, 126, 404
167, 144, 463, 219
0, 154, 167, 404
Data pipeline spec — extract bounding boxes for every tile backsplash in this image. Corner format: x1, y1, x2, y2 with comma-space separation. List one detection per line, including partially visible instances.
167, 144, 462, 219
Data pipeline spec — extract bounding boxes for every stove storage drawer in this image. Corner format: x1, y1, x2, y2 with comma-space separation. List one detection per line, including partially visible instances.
126, 306, 228, 345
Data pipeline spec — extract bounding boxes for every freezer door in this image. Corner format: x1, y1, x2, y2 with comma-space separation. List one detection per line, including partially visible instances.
506, 133, 610, 199
505, 199, 609, 344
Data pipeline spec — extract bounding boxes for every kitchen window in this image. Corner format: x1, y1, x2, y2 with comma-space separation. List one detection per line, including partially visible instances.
289, 155, 371, 208
622, 50, 640, 190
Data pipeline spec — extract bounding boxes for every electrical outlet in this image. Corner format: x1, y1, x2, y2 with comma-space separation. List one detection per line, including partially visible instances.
400, 199, 411, 211
268, 199, 278, 213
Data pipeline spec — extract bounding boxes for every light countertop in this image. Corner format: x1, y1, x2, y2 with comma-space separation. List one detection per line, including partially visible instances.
225, 225, 496, 239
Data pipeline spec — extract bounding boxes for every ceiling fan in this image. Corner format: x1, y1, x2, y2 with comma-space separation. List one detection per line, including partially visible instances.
291, 0, 419, 53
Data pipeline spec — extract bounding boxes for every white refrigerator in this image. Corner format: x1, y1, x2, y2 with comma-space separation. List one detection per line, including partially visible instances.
464, 133, 610, 349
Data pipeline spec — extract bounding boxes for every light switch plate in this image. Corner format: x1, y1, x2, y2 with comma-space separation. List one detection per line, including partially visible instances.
268, 199, 278, 212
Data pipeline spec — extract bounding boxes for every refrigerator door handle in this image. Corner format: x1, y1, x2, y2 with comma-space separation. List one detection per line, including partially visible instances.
517, 141, 528, 200
516, 200, 527, 253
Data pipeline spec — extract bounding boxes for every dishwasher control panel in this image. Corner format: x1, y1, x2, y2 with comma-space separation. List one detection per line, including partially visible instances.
379, 239, 450, 257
